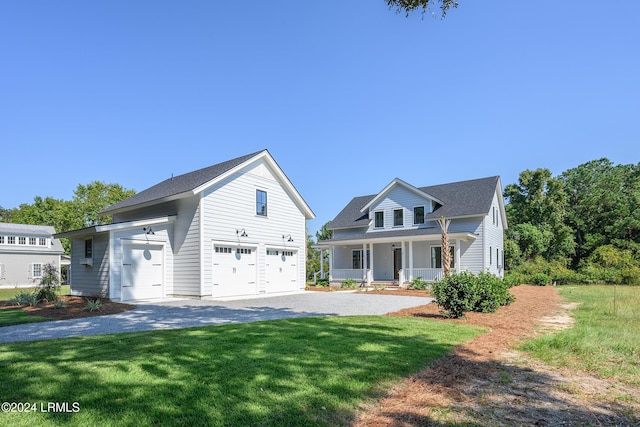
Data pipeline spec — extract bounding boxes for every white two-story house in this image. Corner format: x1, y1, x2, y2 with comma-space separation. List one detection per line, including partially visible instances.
316, 176, 506, 285
56, 150, 315, 302
0, 223, 64, 287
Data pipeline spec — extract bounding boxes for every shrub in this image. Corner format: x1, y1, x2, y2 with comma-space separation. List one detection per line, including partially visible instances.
431, 271, 478, 318
531, 273, 551, 286
472, 272, 514, 312
340, 278, 358, 289
315, 278, 329, 288
11, 291, 37, 306
432, 271, 514, 318
35, 263, 61, 302
407, 276, 429, 290
53, 299, 67, 309
85, 298, 103, 312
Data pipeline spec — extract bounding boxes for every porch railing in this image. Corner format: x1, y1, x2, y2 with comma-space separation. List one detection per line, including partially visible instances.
402, 268, 446, 283
330, 269, 365, 281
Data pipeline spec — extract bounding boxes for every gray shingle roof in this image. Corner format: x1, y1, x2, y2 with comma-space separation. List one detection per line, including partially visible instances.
328, 176, 500, 230
101, 150, 266, 214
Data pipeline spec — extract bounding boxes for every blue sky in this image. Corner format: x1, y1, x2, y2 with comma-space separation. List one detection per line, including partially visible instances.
2, 1, 638, 236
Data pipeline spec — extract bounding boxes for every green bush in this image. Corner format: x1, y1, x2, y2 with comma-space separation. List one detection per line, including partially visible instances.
315, 278, 330, 288
11, 291, 37, 306
35, 263, 61, 302
340, 278, 358, 289
85, 298, 103, 312
472, 272, 514, 312
431, 272, 477, 318
432, 271, 514, 318
531, 272, 551, 286
407, 276, 429, 290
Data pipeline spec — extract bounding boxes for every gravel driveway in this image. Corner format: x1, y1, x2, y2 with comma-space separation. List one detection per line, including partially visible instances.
0, 292, 432, 343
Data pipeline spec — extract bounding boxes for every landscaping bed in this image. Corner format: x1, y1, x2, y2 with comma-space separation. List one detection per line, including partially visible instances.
1, 295, 136, 321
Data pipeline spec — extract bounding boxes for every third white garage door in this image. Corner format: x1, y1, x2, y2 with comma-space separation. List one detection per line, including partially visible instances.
212, 245, 257, 298
265, 249, 297, 293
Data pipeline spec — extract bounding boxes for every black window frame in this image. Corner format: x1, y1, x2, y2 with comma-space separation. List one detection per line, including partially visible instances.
256, 189, 267, 216
84, 238, 93, 259
413, 206, 425, 225
393, 209, 403, 227
374, 211, 384, 228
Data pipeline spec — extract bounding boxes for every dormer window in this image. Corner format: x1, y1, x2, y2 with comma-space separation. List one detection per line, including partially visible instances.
374, 211, 384, 228
393, 209, 403, 227
413, 206, 425, 225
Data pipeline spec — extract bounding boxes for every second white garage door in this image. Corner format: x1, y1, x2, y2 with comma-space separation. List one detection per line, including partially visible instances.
265, 249, 297, 293
122, 243, 164, 301
213, 245, 257, 298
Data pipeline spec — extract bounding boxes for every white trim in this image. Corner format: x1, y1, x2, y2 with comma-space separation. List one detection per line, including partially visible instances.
192, 150, 315, 220
199, 193, 205, 297
315, 232, 477, 248
360, 178, 444, 213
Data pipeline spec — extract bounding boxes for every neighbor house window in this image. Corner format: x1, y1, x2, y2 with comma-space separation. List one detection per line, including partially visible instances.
393, 209, 403, 226
256, 190, 267, 216
374, 211, 384, 228
39, 237, 46, 246
84, 239, 93, 259
0, 236, 4, 244
29, 237, 36, 245
32, 263, 43, 279
19, 237, 26, 245
7, 236, 15, 244
430, 246, 455, 269
413, 206, 425, 224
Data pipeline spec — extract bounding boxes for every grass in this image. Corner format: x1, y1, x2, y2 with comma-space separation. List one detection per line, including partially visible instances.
0, 316, 484, 426
0, 309, 52, 327
522, 285, 640, 385
0, 285, 70, 301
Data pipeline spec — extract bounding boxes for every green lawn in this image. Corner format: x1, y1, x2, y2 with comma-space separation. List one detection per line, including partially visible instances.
0, 309, 52, 327
0, 316, 483, 426
0, 285, 70, 301
522, 285, 640, 385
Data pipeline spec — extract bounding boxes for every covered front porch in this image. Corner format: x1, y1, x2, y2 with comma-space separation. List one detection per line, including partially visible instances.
316, 231, 477, 287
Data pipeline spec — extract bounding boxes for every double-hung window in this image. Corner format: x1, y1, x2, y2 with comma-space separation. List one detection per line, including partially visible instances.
413, 206, 425, 224
32, 263, 43, 279
393, 209, 403, 227
256, 190, 267, 216
374, 211, 384, 228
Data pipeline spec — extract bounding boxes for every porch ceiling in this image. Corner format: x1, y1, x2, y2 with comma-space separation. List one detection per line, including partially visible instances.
315, 227, 477, 248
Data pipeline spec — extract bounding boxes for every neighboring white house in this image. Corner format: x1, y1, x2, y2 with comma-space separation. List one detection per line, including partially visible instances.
55, 150, 315, 302
316, 176, 507, 285
0, 223, 64, 288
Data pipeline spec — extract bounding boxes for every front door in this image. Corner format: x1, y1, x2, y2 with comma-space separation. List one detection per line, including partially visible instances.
393, 248, 402, 280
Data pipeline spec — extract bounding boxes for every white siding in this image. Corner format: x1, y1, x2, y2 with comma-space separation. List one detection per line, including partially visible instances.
201, 159, 306, 296
367, 186, 433, 232
483, 191, 506, 277
172, 197, 201, 296
69, 233, 110, 297
0, 253, 60, 287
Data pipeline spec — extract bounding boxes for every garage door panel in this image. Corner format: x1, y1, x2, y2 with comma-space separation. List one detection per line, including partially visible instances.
213, 245, 257, 298
122, 244, 164, 301
265, 249, 297, 293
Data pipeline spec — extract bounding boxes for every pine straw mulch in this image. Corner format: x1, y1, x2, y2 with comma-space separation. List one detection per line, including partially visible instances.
1, 295, 136, 320
354, 285, 640, 426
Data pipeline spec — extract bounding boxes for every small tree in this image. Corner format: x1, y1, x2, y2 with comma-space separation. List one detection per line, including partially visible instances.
35, 263, 61, 302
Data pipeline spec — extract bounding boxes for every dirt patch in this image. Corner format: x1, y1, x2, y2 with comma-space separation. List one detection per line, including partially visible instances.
355, 285, 640, 426
1, 295, 136, 321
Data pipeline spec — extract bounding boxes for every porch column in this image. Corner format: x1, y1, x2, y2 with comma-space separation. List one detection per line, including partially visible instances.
330, 246, 334, 281
370, 242, 374, 283
362, 243, 367, 283
409, 241, 414, 281
454, 240, 460, 273
401, 241, 406, 284
320, 249, 325, 279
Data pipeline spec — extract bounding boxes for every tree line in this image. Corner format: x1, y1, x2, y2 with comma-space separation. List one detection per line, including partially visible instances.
504, 158, 640, 285
0, 182, 135, 253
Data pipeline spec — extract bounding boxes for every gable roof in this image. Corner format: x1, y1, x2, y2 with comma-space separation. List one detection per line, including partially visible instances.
101, 150, 314, 219
360, 178, 444, 213
0, 222, 65, 253
328, 176, 503, 230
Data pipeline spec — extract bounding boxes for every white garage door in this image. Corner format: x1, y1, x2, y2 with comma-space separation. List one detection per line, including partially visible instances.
122, 244, 164, 301
265, 249, 297, 293
213, 245, 257, 298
